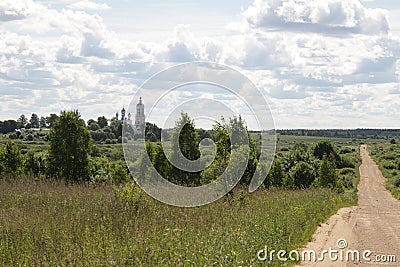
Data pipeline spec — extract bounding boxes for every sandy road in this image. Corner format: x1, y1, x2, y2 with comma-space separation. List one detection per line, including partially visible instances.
298, 145, 400, 266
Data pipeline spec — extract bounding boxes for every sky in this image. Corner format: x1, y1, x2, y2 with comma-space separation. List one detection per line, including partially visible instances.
1, 0, 400, 129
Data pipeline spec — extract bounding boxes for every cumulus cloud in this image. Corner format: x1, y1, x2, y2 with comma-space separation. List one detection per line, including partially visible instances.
244, 0, 389, 35
0, 0, 400, 128
68, 0, 111, 11
153, 25, 200, 62
0, 0, 38, 21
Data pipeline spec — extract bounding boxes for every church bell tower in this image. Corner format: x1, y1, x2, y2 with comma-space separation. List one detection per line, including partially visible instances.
135, 97, 145, 130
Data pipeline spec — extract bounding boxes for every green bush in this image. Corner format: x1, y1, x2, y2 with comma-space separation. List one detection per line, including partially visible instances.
114, 181, 149, 211
383, 161, 397, 170
0, 141, 23, 174
105, 139, 113, 144
339, 147, 352, 154
339, 168, 355, 175
24, 150, 46, 176
393, 177, 400, 188
26, 134, 34, 141
289, 161, 317, 189
111, 162, 131, 184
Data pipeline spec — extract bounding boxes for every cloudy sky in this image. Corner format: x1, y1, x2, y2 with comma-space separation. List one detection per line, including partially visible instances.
1, 0, 400, 129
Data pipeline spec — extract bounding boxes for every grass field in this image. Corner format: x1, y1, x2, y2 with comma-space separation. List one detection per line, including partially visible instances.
0, 178, 356, 266
0, 133, 364, 266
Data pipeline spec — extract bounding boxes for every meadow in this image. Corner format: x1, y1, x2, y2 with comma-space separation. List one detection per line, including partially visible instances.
0, 134, 363, 266
367, 138, 400, 200
0, 178, 356, 266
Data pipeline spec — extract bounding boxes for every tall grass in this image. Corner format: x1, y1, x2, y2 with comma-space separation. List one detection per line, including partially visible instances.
368, 142, 400, 199
0, 177, 356, 266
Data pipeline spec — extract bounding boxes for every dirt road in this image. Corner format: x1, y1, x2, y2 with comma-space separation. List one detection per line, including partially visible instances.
298, 145, 400, 266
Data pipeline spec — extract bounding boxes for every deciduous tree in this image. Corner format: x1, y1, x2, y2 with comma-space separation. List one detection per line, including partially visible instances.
47, 110, 92, 181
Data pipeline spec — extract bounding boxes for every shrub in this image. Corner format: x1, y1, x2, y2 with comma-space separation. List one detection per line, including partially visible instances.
339, 156, 356, 169
114, 182, 149, 211
394, 177, 400, 188
105, 139, 113, 144
267, 157, 284, 187
318, 154, 339, 188
0, 141, 23, 174
383, 153, 396, 160
89, 156, 111, 183
8, 133, 18, 139
26, 134, 34, 141
383, 161, 397, 170
290, 162, 317, 189
339, 147, 352, 154
111, 162, 131, 184
339, 168, 355, 175
313, 140, 340, 165
24, 150, 46, 176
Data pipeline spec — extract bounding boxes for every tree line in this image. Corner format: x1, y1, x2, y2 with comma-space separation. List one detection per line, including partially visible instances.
0, 114, 59, 134
0, 111, 130, 183
0, 110, 358, 192
277, 129, 400, 139
136, 114, 357, 191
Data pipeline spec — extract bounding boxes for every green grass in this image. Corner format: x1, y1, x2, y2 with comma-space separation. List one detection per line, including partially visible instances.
367, 141, 400, 200
0, 178, 357, 266
0, 133, 362, 265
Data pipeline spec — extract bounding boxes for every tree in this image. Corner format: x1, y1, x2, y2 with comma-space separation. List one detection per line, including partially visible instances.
97, 116, 108, 128
40, 117, 47, 128
145, 122, 162, 142
200, 116, 257, 185
1, 120, 17, 134
290, 162, 316, 188
24, 150, 45, 176
197, 128, 212, 140
313, 140, 340, 166
47, 111, 92, 181
88, 122, 101, 131
30, 113, 40, 128
318, 153, 338, 188
229, 116, 257, 184
0, 141, 23, 174
17, 114, 27, 129
46, 114, 59, 128
110, 119, 123, 139
169, 112, 201, 185
268, 157, 284, 187
152, 143, 172, 182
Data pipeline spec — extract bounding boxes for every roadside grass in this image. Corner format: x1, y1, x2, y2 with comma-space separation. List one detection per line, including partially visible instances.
368, 142, 400, 200
0, 177, 356, 266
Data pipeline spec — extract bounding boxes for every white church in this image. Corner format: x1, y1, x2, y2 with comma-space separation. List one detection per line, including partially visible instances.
117, 97, 145, 131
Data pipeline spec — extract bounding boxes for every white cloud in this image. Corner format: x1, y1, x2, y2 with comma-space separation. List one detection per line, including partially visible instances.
244, 0, 389, 35
0, 0, 38, 21
68, 0, 110, 11
0, 0, 400, 128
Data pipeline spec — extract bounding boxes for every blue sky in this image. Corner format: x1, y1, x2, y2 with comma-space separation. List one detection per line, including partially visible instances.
1, 0, 400, 129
